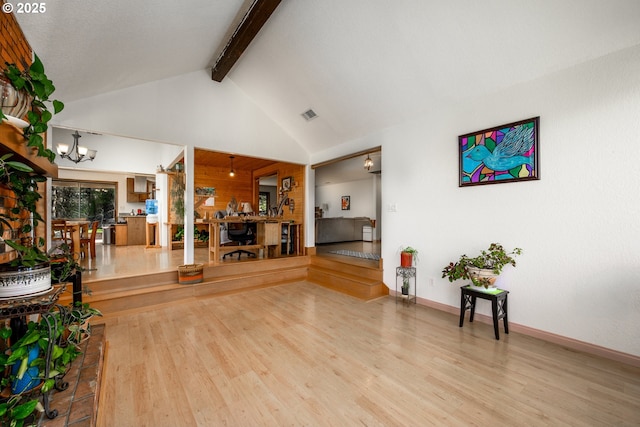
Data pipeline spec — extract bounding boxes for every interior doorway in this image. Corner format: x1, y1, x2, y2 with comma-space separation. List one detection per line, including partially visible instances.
312, 148, 382, 262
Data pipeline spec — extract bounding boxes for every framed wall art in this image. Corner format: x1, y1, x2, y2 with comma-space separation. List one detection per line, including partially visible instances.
282, 176, 292, 191
459, 117, 539, 187
341, 196, 350, 210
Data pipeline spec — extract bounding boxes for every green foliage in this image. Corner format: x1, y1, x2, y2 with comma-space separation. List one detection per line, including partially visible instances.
0, 396, 39, 426
194, 227, 209, 242
441, 243, 522, 286
175, 226, 209, 243
51, 184, 115, 223
2, 54, 64, 162
65, 301, 102, 346
400, 246, 419, 263
48, 242, 84, 283
0, 154, 50, 267
170, 172, 185, 224
0, 301, 102, 423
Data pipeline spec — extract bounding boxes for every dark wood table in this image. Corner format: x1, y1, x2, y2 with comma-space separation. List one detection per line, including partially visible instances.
459, 285, 509, 340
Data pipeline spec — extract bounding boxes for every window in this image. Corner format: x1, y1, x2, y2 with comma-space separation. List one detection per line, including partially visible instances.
52, 180, 116, 224
259, 192, 270, 216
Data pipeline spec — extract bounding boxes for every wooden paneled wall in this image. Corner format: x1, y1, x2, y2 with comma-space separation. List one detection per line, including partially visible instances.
194, 161, 305, 225
194, 166, 253, 218
253, 162, 305, 225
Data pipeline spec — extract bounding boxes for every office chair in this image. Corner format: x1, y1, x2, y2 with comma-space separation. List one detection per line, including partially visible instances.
223, 221, 257, 260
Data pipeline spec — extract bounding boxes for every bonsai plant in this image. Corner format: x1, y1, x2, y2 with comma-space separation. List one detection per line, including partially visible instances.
400, 246, 418, 267
441, 243, 522, 288
1, 54, 65, 162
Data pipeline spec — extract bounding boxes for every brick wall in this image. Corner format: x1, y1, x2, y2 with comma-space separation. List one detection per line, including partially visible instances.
0, 0, 32, 69
0, 4, 44, 254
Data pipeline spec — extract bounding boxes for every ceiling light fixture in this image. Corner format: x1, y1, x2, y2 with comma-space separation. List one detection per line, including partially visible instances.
229, 155, 235, 177
364, 154, 373, 170
57, 131, 97, 163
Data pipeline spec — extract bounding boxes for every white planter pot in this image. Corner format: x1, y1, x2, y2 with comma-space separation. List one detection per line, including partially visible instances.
466, 267, 498, 288
0, 75, 33, 119
0, 262, 52, 299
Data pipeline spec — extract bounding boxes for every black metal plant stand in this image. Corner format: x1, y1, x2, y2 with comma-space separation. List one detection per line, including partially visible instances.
395, 266, 416, 305
0, 285, 67, 419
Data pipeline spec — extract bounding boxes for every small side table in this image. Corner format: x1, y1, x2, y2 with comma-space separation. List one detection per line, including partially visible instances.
145, 221, 161, 248
459, 285, 509, 340
395, 267, 416, 305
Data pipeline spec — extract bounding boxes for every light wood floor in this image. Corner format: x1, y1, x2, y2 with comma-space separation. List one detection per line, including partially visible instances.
97, 282, 640, 427
78, 240, 381, 282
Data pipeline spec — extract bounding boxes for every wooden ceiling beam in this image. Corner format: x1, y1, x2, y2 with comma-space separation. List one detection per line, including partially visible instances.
211, 0, 282, 82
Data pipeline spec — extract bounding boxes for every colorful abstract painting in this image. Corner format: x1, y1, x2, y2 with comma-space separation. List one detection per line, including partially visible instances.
459, 117, 539, 187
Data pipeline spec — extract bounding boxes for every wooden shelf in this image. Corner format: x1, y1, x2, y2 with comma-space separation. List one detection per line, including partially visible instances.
0, 123, 58, 178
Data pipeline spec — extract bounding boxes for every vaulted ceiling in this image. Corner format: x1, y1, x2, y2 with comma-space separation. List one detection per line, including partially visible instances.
15, 0, 640, 156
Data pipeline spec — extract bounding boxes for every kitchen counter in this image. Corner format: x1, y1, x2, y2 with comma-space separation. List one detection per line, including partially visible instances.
114, 216, 147, 246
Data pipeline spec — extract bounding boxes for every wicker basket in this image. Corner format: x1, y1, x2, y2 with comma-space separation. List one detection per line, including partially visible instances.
177, 264, 203, 285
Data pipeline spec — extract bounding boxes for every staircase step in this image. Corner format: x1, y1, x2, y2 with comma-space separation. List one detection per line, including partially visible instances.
70, 255, 386, 315
81, 260, 309, 316
308, 256, 388, 300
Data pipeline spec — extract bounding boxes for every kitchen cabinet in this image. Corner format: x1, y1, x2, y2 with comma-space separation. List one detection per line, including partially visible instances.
126, 178, 154, 203
126, 216, 146, 245
115, 224, 128, 246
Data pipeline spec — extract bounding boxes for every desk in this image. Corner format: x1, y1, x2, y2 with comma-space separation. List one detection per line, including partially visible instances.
64, 221, 90, 257
459, 285, 509, 340
208, 217, 285, 264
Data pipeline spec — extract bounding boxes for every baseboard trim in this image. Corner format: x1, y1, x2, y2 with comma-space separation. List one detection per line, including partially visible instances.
413, 294, 640, 368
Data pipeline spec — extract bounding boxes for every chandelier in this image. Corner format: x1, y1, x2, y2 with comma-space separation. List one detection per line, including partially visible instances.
57, 131, 97, 163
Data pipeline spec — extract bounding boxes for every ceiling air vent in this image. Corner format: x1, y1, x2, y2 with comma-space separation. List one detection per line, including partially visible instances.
301, 109, 318, 121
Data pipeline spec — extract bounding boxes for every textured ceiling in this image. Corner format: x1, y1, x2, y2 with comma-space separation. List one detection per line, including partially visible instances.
15, 0, 640, 158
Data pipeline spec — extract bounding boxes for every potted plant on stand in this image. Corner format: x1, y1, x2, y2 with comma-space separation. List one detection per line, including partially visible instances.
0, 52, 64, 299
0, 154, 51, 298
399, 246, 419, 267
441, 243, 522, 289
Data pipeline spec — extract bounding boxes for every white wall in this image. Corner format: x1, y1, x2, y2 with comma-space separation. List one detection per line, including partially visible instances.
52, 70, 309, 165
316, 177, 376, 219
52, 128, 183, 175
313, 45, 640, 357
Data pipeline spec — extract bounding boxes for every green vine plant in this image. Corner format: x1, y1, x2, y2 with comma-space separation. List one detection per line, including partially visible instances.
0, 154, 48, 267
170, 171, 185, 225
441, 243, 522, 287
1, 54, 65, 162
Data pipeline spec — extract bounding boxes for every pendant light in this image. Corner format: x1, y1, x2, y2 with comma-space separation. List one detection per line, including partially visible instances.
229, 155, 235, 177
364, 154, 373, 170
